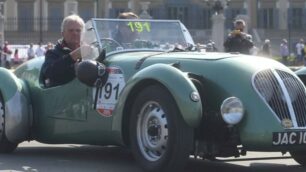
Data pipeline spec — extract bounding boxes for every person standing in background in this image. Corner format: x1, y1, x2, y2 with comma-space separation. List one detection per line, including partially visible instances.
35, 42, 46, 57
223, 19, 254, 54
2, 41, 12, 69
261, 39, 271, 57
45, 42, 54, 51
27, 43, 35, 60
13, 49, 20, 65
296, 39, 304, 65
280, 39, 289, 65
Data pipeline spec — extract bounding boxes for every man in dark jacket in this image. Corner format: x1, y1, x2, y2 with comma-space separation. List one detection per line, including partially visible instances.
41, 14, 88, 87
223, 19, 254, 54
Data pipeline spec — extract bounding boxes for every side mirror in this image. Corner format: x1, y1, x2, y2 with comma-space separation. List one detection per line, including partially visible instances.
76, 60, 109, 109
76, 60, 108, 87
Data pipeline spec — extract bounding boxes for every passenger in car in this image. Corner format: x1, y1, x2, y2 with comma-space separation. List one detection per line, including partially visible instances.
113, 12, 139, 48
41, 14, 91, 87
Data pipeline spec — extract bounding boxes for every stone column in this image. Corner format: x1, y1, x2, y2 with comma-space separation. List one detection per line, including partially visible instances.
64, 0, 78, 16
128, 0, 136, 12
277, 0, 289, 30
139, 2, 152, 19
0, 15, 4, 46
211, 14, 225, 52
0, 1, 4, 46
244, 0, 256, 28
104, 0, 111, 18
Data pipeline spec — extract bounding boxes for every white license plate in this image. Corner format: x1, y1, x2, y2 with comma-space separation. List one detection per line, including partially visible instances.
272, 131, 306, 146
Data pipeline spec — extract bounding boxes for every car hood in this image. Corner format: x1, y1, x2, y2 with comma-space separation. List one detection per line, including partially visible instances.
107, 51, 289, 74
108, 51, 236, 61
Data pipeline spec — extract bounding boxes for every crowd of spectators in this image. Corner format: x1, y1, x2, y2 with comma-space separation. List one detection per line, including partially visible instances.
0, 41, 54, 69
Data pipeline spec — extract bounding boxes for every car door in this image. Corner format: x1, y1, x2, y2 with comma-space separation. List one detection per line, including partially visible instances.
31, 78, 90, 141
35, 79, 88, 121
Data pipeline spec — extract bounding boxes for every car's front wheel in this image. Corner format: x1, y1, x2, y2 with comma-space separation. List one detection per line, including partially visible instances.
0, 92, 18, 153
290, 151, 306, 166
129, 84, 193, 172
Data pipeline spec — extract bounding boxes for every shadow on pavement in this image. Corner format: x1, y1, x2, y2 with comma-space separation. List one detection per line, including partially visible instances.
0, 145, 305, 172
185, 157, 305, 172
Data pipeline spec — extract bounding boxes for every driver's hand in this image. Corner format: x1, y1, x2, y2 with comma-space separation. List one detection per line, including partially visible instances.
70, 45, 93, 61
70, 47, 82, 62
80, 44, 94, 58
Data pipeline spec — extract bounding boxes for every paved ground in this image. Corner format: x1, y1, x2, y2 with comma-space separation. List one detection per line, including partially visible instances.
0, 141, 305, 172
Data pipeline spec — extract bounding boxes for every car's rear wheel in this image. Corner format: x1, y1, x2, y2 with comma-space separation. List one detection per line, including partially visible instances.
290, 151, 306, 166
129, 84, 193, 172
0, 92, 18, 153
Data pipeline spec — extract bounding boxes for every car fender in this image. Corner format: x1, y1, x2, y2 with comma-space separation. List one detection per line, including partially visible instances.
113, 63, 203, 135
0, 68, 31, 143
295, 67, 306, 75
294, 67, 306, 86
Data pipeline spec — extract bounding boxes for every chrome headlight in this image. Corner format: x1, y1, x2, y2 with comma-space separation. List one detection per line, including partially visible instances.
220, 97, 244, 125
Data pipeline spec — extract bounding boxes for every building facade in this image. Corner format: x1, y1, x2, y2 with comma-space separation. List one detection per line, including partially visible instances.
0, 0, 304, 53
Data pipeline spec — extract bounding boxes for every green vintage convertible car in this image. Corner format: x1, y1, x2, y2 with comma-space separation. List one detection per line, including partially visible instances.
1, 18, 306, 172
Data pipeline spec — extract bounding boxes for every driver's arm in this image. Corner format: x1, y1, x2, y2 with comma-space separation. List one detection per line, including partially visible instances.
41, 50, 78, 87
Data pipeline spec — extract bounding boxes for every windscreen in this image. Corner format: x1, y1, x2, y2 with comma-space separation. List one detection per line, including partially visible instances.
81, 19, 194, 57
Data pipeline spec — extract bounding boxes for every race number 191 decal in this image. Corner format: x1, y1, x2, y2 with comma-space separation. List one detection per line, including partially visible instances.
94, 66, 125, 117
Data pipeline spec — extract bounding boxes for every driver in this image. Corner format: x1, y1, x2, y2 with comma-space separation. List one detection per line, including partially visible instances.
113, 12, 139, 48
41, 14, 91, 87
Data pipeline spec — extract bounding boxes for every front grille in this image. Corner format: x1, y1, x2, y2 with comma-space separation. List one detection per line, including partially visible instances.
253, 69, 306, 128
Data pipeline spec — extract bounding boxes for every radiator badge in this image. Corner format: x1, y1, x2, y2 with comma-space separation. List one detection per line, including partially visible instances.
281, 118, 293, 128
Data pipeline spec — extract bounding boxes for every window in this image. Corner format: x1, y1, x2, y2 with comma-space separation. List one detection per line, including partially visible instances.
109, 8, 126, 18
202, 8, 212, 29
291, 8, 303, 29
48, 2, 63, 32
79, 2, 94, 22
263, 8, 274, 29
167, 6, 188, 27
18, 2, 34, 32
258, 8, 274, 29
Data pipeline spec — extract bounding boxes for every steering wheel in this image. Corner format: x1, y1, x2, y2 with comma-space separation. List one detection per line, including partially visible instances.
100, 38, 122, 50
134, 39, 157, 48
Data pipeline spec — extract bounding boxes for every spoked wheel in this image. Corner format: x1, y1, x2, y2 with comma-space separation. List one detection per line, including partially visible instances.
0, 92, 18, 153
129, 85, 193, 172
290, 151, 306, 166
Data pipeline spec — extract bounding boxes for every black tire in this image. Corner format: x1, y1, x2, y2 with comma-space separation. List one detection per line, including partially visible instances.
129, 84, 193, 172
290, 151, 306, 166
0, 92, 18, 153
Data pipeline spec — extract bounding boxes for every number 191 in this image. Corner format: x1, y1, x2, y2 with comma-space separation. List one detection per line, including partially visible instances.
103, 83, 120, 100
127, 22, 151, 33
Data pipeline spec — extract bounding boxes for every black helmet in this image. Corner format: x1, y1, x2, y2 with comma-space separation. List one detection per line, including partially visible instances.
76, 60, 108, 87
